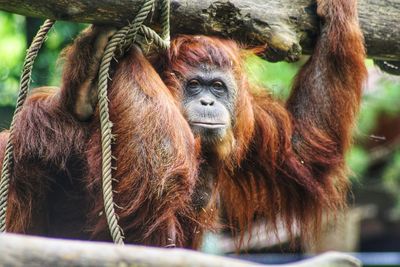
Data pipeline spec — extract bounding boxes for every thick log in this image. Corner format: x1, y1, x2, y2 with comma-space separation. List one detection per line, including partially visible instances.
0, 0, 399, 61
0, 233, 361, 267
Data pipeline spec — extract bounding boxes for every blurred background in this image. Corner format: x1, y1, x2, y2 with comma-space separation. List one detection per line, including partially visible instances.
1, 11, 399, 266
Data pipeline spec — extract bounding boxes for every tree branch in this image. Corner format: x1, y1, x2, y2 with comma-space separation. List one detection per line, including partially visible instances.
0, 233, 361, 267
0, 0, 399, 61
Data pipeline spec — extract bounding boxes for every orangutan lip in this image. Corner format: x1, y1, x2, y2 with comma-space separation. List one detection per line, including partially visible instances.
190, 122, 226, 129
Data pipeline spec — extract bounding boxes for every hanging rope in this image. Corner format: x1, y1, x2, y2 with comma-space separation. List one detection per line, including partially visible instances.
97, 0, 170, 245
0, 19, 55, 232
0, 0, 171, 245
160, 0, 170, 43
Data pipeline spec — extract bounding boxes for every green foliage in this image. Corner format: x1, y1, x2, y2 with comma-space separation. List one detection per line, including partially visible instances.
357, 73, 400, 137
0, 13, 26, 106
383, 151, 400, 186
346, 146, 370, 181
351, 71, 400, 181
245, 54, 300, 99
383, 151, 400, 218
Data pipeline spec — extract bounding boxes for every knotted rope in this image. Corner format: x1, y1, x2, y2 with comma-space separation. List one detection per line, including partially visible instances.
0, 0, 171, 245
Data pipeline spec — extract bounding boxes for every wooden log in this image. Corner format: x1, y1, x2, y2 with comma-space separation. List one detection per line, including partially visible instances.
0, 233, 361, 267
0, 0, 399, 61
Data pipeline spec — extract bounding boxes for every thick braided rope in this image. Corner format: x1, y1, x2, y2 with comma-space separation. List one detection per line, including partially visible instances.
97, 28, 127, 244
97, 0, 172, 244
121, 0, 170, 52
160, 0, 170, 42
0, 19, 55, 232
140, 25, 169, 50
124, 0, 154, 47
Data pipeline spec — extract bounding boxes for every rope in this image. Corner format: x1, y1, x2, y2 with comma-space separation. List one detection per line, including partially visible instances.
97, 27, 132, 245
140, 25, 170, 50
97, 0, 170, 244
120, 0, 170, 52
124, 0, 154, 46
0, 19, 55, 232
160, 0, 170, 42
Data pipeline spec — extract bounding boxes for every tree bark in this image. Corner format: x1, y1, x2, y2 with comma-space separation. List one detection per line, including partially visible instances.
0, 0, 399, 61
0, 233, 361, 267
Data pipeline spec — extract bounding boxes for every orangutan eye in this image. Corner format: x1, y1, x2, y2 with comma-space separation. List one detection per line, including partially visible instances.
212, 80, 226, 96
213, 81, 224, 89
187, 79, 200, 88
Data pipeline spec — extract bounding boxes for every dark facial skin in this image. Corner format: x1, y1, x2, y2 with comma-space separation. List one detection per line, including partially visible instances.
182, 65, 237, 144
